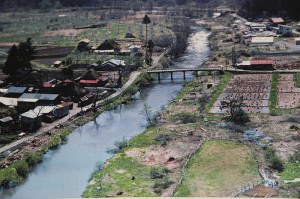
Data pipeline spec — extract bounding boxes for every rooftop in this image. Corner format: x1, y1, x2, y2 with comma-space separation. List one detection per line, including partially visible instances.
251, 37, 274, 43
270, 17, 284, 23
0, 97, 18, 106
251, 60, 273, 65
6, 86, 27, 94
19, 93, 60, 101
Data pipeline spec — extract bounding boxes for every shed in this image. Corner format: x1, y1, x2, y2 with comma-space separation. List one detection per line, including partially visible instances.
295, 38, 300, 45
77, 39, 90, 51
96, 39, 120, 51
250, 59, 274, 70
99, 59, 126, 71
278, 25, 292, 36
20, 110, 43, 129
17, 98, 39, 113
4, 87, 27, 98
269, 17, 285, 26
250, 37, 274, 46
19, 93, 61, 106
55, 103, 69, 118
249, 23, 266, 31
52, 61, 62, 68
0, 97, 18, 107
0, 116, 13, 126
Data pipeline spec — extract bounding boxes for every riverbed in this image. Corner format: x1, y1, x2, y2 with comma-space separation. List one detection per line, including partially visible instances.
1, 27, 210, 199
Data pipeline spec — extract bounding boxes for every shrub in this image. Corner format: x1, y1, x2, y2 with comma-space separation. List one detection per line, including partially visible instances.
153, 176, 173, 194
24, 152, 43, 167
289, 147, 300, 163
269, 156, 284, 172
11, 160, 29, 178
0, 168, 21, 188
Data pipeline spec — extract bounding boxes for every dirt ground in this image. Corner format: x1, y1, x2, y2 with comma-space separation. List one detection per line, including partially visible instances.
43, 29, 84, 37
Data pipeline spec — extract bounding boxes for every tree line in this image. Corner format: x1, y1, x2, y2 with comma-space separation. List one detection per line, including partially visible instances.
0, 0, 224, 11
240, 0, 300, 20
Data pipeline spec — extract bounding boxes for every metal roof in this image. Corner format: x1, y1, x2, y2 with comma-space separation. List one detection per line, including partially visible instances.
33, 106, 56, 114
6, 87, 27, 94
251, 37, 274, 43
18, 98, 39, 103
0, 116, 13, 123
251, 60, 273, 65
19, 93, 60, 101
270, 17, 284, 23
0, 97, 18, 106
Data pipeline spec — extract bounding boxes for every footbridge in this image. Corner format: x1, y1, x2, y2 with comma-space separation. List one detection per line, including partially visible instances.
147, 67, 223, 81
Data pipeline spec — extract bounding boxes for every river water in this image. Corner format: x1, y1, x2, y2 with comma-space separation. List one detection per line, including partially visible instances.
1, 27, 210, 199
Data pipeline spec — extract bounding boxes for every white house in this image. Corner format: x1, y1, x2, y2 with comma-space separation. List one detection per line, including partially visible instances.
250, 37, 274, 46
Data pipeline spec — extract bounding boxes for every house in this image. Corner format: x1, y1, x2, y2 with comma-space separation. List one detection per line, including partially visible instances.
295, 38, 300, 45
94, 50, 115, 55
237, 61, 251, 70
118, 50, 131, 56
250, 59, 274, 70
278, 25, 292, 36
249, 23, 266, 31
20, 110, 43, 129
77, 39, 90, 51
0, 116, 13, 126
55, 103, 69, 118
17, 98, 39, 113
129, 45, 142, 54
250, 37, 274, 46
19, 93, 61, 106
52, 61, 62, 68
78, 93, 95, 107
98, 59, 126, 71
96, 39, 121, 51
269, 17, 285, 26
4, 87, 28, 98
0, 97, 18, 108
125, 32, 135, 38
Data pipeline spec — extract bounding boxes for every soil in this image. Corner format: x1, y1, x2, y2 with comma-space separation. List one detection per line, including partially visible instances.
43, 29, 84, 37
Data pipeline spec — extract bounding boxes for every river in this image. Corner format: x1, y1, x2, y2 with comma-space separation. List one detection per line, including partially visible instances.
1, 27, 210, 199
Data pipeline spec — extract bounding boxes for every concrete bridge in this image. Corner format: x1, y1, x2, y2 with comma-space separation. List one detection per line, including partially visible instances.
147, 67, 223, 81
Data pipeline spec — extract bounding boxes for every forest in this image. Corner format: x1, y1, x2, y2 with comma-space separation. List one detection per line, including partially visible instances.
240, 0, 300, 20
0, 0, 215, 11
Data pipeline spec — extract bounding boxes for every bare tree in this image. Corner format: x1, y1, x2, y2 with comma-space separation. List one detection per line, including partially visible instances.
220, 97, 249, 124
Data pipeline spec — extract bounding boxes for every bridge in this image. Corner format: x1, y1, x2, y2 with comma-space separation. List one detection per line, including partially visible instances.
147, 68, 223, 81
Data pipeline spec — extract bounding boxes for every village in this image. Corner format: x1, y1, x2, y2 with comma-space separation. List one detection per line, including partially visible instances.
0, 1, 299, 198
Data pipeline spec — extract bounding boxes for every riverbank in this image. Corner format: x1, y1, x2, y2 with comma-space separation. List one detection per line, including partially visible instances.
82, 14, 300, 198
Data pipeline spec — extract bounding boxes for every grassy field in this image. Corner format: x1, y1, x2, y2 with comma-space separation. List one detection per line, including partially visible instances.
175, 140, 261, 197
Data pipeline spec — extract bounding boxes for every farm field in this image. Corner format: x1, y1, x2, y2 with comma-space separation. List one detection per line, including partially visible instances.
277, 74, 300, 108
175, 140, 260, 197
210, 74, 272, 114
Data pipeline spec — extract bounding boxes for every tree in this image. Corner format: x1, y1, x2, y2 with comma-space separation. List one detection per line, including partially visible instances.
142, 15, 151, 45
3, 38, 35, 79
3, 45, 19, 75
39, 0, 52, 12
220, 97, 249, 124
146, 39, 154, 65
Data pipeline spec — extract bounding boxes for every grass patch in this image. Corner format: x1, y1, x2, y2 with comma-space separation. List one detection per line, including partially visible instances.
269, 73, 279, 114
279, 162, 300, 188
175, 140, 260, 197
295, 73, 300, 88
82, 153, 162, 197
205, 72, 232, 113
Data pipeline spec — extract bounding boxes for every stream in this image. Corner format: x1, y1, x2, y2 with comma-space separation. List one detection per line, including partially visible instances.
1, 27, 210, 199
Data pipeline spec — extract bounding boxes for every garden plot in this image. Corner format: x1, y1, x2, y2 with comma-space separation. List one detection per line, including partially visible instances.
277, 74, 300, 108
211, 74, 272, 114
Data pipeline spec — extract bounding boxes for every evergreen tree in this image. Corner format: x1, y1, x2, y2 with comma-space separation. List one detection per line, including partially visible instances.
142, 15, 151, 45
3, 45, 19, 75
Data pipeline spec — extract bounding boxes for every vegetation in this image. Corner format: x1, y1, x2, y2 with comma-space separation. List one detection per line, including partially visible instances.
269, 73, 280, 114
220, 97, 250, 124
3, 38, 35, 77
264, 147, 284, 172
175, 140, 260, 197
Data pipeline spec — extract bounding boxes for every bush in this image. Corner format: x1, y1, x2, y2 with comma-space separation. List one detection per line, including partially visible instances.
0, 168, 21, 188
153, 176, 173, 194
24, 152, 43, 167
11, 160, 29, 178
269, 156, 284, 172
289, 147, 300, 163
